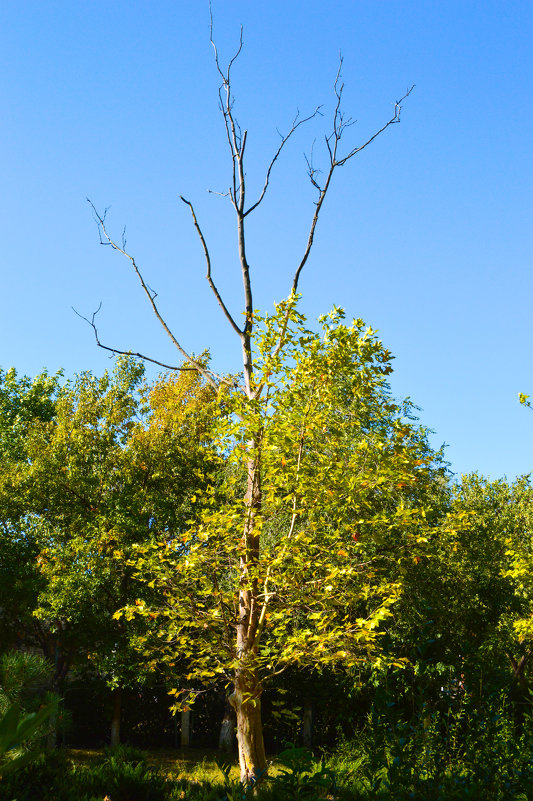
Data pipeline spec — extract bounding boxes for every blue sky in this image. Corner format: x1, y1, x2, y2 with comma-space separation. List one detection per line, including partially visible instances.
1, 1, 532, 479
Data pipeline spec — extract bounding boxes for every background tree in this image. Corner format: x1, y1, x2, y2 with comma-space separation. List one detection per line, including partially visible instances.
0, 369, 61, 653
376, 472, 533, 725
451, 475, 533, 694
2, 358, 218, 745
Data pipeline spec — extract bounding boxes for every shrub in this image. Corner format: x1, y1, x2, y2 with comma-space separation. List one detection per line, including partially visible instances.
328, 691, 533, 800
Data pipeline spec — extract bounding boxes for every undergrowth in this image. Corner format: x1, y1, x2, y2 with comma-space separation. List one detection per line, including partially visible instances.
2, 695, 533, 801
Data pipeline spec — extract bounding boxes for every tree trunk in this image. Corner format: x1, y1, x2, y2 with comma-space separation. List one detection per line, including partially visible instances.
218, 695, 236, 752
46, 675, 61, 749
181, 705, 191, 747
230, 671, 267, 784
508, 650, 531, 694
110, 687, 122, 747
302, 699, 313, 749
46, 707, 58, 749
231, 445, 268, 783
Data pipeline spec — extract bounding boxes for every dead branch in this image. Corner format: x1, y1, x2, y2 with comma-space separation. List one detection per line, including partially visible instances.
262, 68, 414, 371
87, 200, 227, 389
210, 6, 245, 210
86, 27, 412, 405
210, 7, 320, 218
292, 78, 414, 294
72, 305, 205, 374
244, 107, 322, 217
180, 196, 243, 338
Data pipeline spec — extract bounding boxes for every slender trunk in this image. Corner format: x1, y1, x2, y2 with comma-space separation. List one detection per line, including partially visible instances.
181, 705, 191, 747
46, 708, 58, 749
110, 687, 122, 747
232, 451, 267, 783
46, 675, 61, 749
508, 651, 531, 695
218, 694, 236, 752
302, 699, 314, 749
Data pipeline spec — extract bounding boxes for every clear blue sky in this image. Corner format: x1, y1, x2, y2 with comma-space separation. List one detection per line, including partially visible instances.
1, 1, 532, 480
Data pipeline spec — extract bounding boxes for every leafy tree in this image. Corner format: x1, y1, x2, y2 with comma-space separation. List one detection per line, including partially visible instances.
461, 474, 533, 692
4, 358, 217, 744
83, 17, 415, 781
0, 368, 61, 653
118, 304, 438, 777
389, 474, 533, 705
0, 368, 60, 467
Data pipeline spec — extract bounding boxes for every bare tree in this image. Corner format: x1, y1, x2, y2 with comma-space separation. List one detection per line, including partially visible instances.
83, 17, 413, 783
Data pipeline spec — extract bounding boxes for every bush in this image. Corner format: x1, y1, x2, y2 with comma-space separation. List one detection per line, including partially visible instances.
0, 748, 69, 801
0, 748, 170, 801
75, 755, 169, 801
328, 690, 533, 800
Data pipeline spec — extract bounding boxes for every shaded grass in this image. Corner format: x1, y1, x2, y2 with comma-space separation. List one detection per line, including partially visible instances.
67, 746, 283, 782
3, 743, 343, 800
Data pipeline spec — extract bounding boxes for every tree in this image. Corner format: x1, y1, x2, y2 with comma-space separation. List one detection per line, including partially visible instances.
452, 474, 533, 693
4, 359, 218, 745
0, 368, 61, 654
85, 20, 415, 782
387, 473, 533, 708
117, 308, 437, 778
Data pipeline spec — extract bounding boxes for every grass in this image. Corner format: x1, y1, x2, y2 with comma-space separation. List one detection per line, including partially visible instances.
66, 746, 283, 782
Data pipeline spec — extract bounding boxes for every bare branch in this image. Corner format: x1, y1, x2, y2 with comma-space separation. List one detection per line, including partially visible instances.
244, 106, 322, 217
72, 305, 202, 373
304, 140, 322, 191
266, 71, 414, 368
209, 8, 258, 398
210, 0, 244, 87
86, 199, 220, 390
207, 188, 231, 198
210, 4, 245, 208
291, 80, 415, 292
180, 196, 243, 338
335, 85, 415, 166
291, 166, 334, 295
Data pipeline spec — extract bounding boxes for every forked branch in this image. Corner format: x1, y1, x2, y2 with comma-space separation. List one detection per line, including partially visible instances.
244, 107, 322, 217
210, 6, 319, 218
210, 8, 245, 209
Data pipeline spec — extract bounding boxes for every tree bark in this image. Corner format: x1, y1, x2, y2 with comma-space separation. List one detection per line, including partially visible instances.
110, 687, 122, 747
231, 451, 268, 783
230, 670, 267, 783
